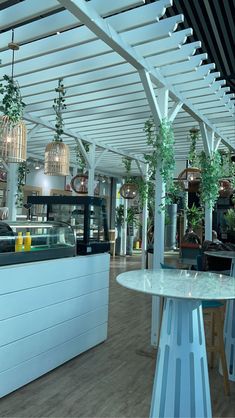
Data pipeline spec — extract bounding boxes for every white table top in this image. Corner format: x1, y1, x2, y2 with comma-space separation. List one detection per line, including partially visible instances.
204, 251, 235, 260
117, 269, 235, 301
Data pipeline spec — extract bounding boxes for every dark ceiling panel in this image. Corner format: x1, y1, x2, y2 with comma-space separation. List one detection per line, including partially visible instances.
163, 0, 235, 93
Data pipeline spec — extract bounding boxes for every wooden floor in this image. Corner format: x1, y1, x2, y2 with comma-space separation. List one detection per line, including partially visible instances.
0, 255, 234, 418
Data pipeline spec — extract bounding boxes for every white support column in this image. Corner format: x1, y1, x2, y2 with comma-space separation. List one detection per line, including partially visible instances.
141, 163, 149, 269
122, 198, 128, 256
200, 123, 215, 241
205, 203, 212, 241
6, 163, 18, 221
88, 144, 96, 196
139, 69, 184, 348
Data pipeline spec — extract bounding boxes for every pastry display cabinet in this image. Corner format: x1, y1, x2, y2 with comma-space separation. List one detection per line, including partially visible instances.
0, 220, 76, 266
27, 195, 110, 255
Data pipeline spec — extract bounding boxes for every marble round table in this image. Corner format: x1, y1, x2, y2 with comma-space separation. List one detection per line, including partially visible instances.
117, 269, 235, 418
204, 251, 235, 381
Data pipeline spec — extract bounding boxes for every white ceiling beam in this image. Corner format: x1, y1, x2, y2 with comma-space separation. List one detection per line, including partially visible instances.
138, 69, 162, 123
23, 112, 145, 163
27, 124, 41, 140
169, 101, 183, 123
145, 41, 201, 68
57, 0, 183, 71
25, 91, 151, 114
0, 0, 61, 31
199, 122, 213, 156
0, 0, 144, 48
94, 149, 109, 168
1, 1, 173, 60
165, 64, 215, 85
159, 53, 207, 77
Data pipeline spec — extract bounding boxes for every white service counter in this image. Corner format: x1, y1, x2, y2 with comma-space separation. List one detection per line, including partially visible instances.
0, 253, 110, 397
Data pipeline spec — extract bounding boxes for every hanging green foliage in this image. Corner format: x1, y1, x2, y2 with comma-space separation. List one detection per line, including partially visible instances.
53, 79, 66, 142
16, 162, 30, 208
75, 142, 90, 172
199, 150, 221, 209
188, 127, 200, 167
122, 157, 132, 179
0, 75, 25, 124
144, 117, 175, 207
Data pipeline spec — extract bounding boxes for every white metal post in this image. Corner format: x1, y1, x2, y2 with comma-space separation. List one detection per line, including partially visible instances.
121, 197, 128, 256
88, 144, 96, 196
141, 163, 149, 269
6, 163, 18, 221
205, 203, 212, 241
200, 123, 215, 241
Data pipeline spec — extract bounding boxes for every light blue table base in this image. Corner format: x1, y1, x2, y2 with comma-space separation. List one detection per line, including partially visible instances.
150, 297, 212, 418
223, 300, 235, 381
219, 261, 235, 381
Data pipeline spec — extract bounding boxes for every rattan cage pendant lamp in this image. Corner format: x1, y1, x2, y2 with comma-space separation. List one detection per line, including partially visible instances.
0, 30, 27, 163
44, 79, 69, 176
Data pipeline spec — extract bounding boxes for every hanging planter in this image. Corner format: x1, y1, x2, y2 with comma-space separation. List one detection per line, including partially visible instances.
199, 150, 221, 209
44, 79, 69, 176
119, 157, 138, 199
0, 32, 27, 163
188, 127, 200, 167
144, 118, 175, 208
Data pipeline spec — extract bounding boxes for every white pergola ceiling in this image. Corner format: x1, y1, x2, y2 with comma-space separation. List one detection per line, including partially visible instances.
0, 0, 234, 176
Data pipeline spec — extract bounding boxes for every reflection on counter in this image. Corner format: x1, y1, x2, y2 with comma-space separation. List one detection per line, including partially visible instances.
0, 220, 76, 266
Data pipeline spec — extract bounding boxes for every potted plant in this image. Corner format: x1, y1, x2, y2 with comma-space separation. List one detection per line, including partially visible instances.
186, 203, 203, 241
115, 204, 124, 255
224, 208, 235, 243
126, 206, 138, 255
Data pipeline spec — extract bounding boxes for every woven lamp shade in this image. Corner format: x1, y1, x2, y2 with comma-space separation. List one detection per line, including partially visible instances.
0, 115, 27, 163
44, 141, 70, 176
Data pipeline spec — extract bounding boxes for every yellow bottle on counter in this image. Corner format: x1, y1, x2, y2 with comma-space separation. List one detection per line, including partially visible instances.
24, 231, 32, 251
15, 231, 23, 252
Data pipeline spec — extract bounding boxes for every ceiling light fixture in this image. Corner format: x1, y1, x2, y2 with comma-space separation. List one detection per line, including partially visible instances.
44, 79, 70, 176
0, 29, 27, 163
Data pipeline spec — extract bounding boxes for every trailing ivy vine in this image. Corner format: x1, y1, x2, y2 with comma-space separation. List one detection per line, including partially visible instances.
75, 142, 90, 172
199, 150, 221, 209
188, 127, 200, 167
122, 157, 132, 182
0, 75, 25, 123
144, 117, 175, 207
53, 78, 66, 142
16, 162, 29, 208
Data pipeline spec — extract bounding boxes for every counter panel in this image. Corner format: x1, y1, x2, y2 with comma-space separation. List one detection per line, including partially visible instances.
0, 253, 110, 398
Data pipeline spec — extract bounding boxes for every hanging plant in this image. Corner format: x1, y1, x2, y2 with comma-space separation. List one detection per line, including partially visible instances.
0, 31, 27, 164
188, 127, 199, 167
199, 150, 221, 209
75, 142, 90, 172
122, 157, 132, 181
119, 157, 138, 199
144, 118, 175, 207
0, 75, 25, 123
44, 78, 70, 176
53, 79, 66, 142
15, 162, 29, 208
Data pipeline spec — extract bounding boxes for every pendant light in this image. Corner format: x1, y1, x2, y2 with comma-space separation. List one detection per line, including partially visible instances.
119, 157, 138, 199
44, 79, 69, 176
0, 30, 27, 163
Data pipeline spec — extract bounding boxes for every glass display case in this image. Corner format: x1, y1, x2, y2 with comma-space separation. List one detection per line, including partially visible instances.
27, 196, 110, 255
0, 220, 76, 266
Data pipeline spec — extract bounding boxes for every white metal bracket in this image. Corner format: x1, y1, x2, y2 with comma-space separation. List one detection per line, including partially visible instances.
199, 122, 214, 156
